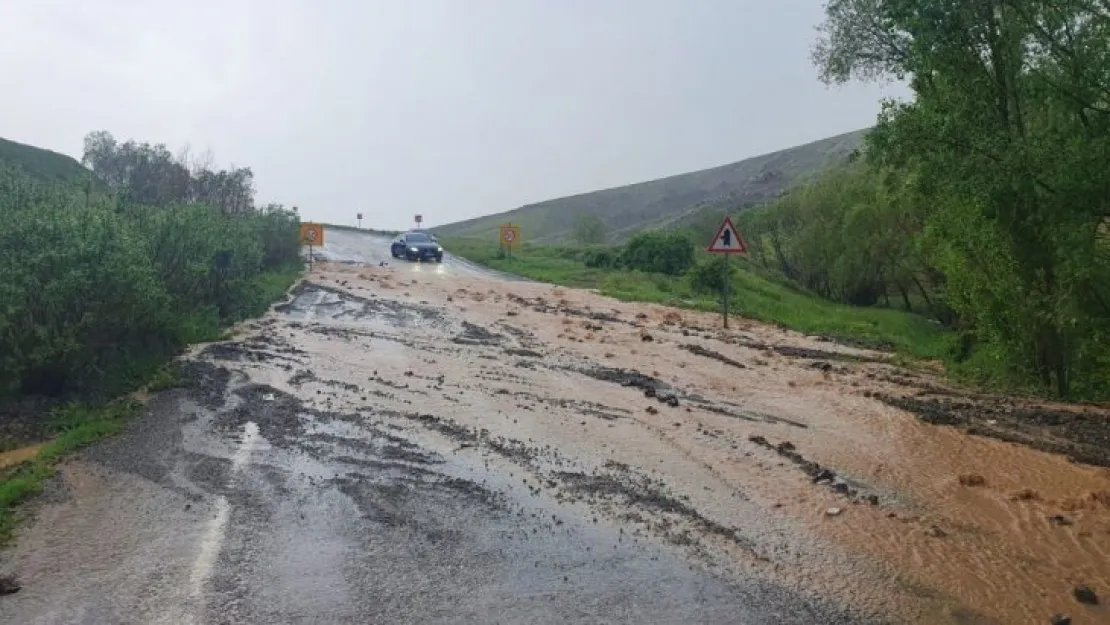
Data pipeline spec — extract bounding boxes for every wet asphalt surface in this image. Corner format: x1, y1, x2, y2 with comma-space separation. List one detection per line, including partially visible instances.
0, 232, 877, 625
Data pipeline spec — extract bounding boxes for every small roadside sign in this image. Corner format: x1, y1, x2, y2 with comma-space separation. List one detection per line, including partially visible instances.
356, 212, 363, 220
299, 223, 324, 271
415, 214, 423, 225
299, 223, 324, 246
706, 216, 747, 329
499, 223, 521, 258
707, 216, 748, 255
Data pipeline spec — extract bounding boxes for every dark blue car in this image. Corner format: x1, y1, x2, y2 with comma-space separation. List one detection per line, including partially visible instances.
390, 231, 443, 262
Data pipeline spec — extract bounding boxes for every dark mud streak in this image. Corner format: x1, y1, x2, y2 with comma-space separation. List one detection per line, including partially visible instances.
487, 387, 630, 421
199, 342, 302, 369
734, 339, 888, 365
506, 294, 633, 326
875, 393, 1110, 468
576, 365, 807, 429
550, 469, 766, 560
747, 436, 882, 505
452, 321, 505, 346
681, 344, 747, 369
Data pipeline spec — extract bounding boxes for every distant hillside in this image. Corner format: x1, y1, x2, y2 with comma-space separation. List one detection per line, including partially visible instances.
0, 137, 97, 188
436, 129, 866, 243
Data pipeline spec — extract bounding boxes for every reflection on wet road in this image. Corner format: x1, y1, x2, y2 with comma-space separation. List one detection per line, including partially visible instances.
318, 228, 527, 283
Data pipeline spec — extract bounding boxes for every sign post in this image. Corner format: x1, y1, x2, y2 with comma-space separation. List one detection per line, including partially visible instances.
357, 212, 363, 229
499, 223, 521, 259
705, 216, 748, 329
299, 223, 325, 271
415, 214, 423, 228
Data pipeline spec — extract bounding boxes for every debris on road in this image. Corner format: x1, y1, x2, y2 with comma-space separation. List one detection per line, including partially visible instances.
680, 344, 746, 369
0, 575, 21, 595
1073, 585, 1099, 605
958, 474, 987, 487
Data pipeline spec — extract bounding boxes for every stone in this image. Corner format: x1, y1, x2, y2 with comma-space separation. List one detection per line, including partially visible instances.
1073, 585, 1098, 605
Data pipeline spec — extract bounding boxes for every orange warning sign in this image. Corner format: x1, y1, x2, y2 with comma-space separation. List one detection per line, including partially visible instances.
500, 224, 521, 245
299, 223, 324, 246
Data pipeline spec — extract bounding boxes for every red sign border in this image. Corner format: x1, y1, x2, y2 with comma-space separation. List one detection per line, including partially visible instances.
706, 216, 748, 255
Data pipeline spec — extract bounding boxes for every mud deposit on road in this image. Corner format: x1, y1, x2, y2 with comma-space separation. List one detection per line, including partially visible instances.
8, 258, 1110, 624
875, 391, 1110, 468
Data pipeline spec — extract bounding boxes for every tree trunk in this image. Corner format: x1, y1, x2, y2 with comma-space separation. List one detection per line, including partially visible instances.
897, 281, 913, 312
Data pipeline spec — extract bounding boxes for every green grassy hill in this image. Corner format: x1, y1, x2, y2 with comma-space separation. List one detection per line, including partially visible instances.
0, 137, 98, 189
435, 129, 866, 244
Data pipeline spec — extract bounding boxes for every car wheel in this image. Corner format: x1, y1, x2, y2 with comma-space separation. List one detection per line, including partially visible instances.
435, 255, 443, 263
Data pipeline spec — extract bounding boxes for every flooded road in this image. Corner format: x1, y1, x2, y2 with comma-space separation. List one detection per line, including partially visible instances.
2, 231, 1110, 624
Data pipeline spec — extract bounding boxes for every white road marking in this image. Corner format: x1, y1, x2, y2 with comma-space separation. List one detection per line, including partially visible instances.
181, 421, 260, 624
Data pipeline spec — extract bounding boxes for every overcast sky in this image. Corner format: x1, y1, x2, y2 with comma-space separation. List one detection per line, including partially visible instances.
2, 0, 905, 229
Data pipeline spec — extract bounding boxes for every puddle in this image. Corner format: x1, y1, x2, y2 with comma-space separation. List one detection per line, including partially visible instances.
0, 444, 43, 470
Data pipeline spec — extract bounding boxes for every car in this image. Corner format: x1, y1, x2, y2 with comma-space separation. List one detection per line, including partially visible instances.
391, 231, 444, 262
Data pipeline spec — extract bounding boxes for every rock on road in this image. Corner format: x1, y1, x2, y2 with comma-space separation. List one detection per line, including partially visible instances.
6, 230, 1107, 624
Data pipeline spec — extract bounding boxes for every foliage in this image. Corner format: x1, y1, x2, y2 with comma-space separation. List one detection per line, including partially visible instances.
619, 231, 695, 276
0, 131, 301, 402
806, 0, 1110, 399
583, 246, 620, 269
687, 255, 738, 294
735, 164, 946, 316
82, 130, 256, 214
573, 214, 607, 245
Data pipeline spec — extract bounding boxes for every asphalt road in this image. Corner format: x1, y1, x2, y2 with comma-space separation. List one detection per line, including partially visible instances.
0, 230, 880, 625
317, 228, 528, 283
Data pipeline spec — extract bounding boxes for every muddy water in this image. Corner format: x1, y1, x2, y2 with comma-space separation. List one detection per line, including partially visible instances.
286, 265, 1110, 625
0, 444, 43, 470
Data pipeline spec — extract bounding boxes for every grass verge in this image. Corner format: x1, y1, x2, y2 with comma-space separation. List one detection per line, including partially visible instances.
444, 237, 952, 362
0, 265, 301, 545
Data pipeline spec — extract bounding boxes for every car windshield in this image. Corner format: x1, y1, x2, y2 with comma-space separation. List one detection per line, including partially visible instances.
406, 233, 431, 243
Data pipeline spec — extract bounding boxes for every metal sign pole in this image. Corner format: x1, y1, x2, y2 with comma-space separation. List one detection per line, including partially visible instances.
723, 254, 730, 329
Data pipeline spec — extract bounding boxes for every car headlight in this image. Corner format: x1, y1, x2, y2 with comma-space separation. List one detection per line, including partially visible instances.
410, 247, 418, 252
437, 247, 443, 252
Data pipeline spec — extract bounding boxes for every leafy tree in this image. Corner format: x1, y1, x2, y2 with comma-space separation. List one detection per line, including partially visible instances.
811, 0, 1110, 396
573, 214, 607, 245
1, 132, 300, 402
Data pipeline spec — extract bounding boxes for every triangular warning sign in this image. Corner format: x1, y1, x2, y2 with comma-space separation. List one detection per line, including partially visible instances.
707, 216, 748, 254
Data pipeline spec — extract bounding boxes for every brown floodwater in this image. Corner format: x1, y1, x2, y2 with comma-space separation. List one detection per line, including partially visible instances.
203, 264, 1110, 623
0, 444, 43, 471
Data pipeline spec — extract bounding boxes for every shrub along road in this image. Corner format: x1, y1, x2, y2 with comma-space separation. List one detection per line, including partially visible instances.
2, 231, 1109, 625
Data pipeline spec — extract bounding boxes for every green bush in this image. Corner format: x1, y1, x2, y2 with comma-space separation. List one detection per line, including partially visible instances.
687, 255, 737, 294
583, 247, 619, 269
0, 163, 299, 401
619, 231, 694, 276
